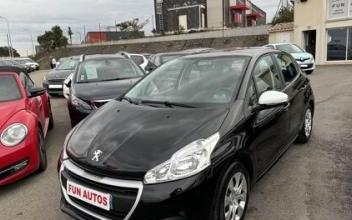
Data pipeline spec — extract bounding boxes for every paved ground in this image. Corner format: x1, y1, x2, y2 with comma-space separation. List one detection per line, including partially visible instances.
0, 66, 351, 220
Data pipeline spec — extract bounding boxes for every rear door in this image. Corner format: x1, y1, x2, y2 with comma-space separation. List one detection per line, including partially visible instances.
250, 54, 291, 175
273, 53, 308, 139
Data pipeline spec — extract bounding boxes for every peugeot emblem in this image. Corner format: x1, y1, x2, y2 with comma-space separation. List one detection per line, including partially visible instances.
92, 150, 103, 162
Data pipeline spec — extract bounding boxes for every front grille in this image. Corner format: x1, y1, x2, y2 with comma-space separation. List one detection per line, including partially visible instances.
48, 79, 65, 83
61, 160, 142, 220
296, 58, 310, 62
300, 64, 313, 69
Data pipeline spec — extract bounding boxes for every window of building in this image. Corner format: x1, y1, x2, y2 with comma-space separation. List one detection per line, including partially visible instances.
327, 27, 351, 61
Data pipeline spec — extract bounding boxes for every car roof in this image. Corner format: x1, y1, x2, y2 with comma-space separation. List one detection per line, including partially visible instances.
83, 54, 125, 60
180, 48, 278, 59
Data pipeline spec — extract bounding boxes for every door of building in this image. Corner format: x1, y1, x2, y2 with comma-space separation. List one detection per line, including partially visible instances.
179, 15, 188, 30
303, 30, 317, 58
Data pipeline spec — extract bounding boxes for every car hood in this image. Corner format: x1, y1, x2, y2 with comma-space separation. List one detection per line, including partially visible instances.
73, 78, 140, 101
67, 101, 228, 178
290, 52, 313, 60
0, 100, 24, 130
47, 69, 74, 80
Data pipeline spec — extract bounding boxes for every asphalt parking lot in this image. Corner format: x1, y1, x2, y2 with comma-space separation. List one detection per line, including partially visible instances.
0, 65, 351, 220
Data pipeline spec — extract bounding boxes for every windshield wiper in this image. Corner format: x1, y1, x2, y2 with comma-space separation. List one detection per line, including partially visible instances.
141, 100, 196, 108
121, 96, 140, 105
100, 77, 136, 82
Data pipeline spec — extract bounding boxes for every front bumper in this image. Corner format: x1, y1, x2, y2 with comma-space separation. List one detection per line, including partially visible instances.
296, 61, 316, 71
0, 138, 40, 186
59, 159, 212, 220
43, 80, 64, 95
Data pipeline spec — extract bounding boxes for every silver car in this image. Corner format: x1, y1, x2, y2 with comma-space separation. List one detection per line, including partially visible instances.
265, 43, 316, 74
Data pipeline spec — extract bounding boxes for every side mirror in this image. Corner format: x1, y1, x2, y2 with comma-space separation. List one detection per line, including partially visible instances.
29, 87, 46, 98
258, 91, 288, 109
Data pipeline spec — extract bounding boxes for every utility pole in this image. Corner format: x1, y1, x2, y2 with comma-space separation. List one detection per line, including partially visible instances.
83, 25, 86, 44
0, 16, 14, 58
76, 32, 82, 44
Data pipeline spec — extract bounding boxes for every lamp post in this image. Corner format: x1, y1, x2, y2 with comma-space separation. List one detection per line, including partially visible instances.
76, 32, 82, 44
23, 28, 35, 56
0, 16, 14, 58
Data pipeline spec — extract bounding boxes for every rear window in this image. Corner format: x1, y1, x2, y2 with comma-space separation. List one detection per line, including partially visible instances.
0, 75, 22, 102
76, 58, 144, 83
131, 55, 144, 65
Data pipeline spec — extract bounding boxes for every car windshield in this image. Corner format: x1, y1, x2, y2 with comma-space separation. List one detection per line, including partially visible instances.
76, 58, 144, 83
56, 59, 79, 70
276, 44, 304, 53
125, 56, 250, 107
0, 75, 22, 102
161, 54, 184, 64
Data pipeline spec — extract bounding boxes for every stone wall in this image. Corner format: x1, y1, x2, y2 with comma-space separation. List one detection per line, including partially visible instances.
37, 26, 269, 69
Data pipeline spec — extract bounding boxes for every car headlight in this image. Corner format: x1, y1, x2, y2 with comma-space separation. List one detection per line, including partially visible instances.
144, 132, 220, 184
0, 123, 28, 147
71, 94, 92, 111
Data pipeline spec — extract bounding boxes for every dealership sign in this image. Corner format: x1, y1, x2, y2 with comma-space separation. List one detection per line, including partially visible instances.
327, 0, 352, 19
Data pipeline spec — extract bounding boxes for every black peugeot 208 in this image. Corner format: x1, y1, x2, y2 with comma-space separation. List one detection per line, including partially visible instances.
58, 48, 315, 220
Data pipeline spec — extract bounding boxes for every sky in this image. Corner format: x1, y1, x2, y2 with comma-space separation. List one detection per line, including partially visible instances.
0, 0, 279, 56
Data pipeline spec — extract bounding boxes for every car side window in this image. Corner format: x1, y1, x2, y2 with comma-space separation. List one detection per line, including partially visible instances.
274, 53, 299, 84
253, 55, 282, 95
19, 72, 35, 93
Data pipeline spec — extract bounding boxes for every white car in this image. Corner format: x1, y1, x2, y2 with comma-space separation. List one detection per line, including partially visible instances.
22, 58, 40, 71
120, 52, 149, 71
264, 43, 316, 74
63, 73, 73, 99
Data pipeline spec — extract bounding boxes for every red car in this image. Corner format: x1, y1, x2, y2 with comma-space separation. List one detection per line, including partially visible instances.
0, 66, 54, 186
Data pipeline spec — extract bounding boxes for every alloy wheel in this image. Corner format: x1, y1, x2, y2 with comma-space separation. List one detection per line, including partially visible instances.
304, 108, 312, 137
224, 172, 248, 220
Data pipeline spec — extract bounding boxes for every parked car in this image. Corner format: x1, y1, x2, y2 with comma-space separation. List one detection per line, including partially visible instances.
264, 43, 315, 74
148, 48, 214, 70
0, 60, 28, 72
3, 59, 31, 73
13, 58, 34, 72
43, 56, 80, 95
65, 54, 145, 127
58, 48, 315, 220
22, 58, 40, 71
0, 66, 53, 186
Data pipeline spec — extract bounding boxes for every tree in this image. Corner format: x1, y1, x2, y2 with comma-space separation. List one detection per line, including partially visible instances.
68, 27, 73, 44
37, 26, 69, 51
0, 46, 20, 57
116, 18, 146, 39
271, 6, 294, 25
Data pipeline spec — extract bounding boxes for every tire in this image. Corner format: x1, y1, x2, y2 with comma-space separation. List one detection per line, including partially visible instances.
305, 70, 314, 74
295, 106, 313, 144
37, 129, 47, 172
209, 162, 250, 220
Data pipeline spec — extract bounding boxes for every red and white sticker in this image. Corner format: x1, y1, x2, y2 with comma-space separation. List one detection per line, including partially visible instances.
67, 180, 111, 211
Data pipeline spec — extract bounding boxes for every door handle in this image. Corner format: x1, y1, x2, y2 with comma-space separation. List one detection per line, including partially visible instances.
283, 102, 290, 111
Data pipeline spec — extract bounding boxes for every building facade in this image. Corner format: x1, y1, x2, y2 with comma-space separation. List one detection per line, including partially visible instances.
154, 0, 207, 33
85, 31, 144, 44
154, 0, 266, 33
207, 0, 266, 29
294, 0, 352, 65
